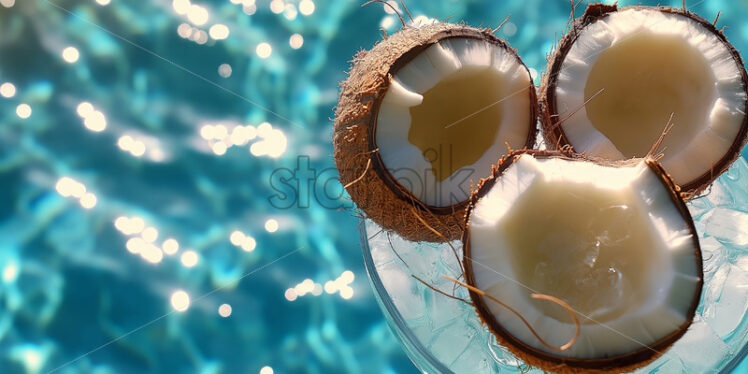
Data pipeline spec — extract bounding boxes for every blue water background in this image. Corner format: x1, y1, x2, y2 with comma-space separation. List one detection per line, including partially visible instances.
0, 0, 746, 373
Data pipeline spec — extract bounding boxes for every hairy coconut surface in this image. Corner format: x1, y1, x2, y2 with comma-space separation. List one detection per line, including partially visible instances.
333, 22, 537, 242
539, 3, 748, 196
462, 150, 702, 373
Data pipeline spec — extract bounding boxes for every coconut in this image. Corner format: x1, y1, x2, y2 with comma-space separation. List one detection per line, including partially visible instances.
462, 150, 702, 373
540, 3, 748, 196
333, 22, 538, 242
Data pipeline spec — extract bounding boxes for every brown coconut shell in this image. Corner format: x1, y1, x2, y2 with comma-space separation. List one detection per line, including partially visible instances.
333, 23, 538, 242
461, 149, 704, 373
539, 3, 748, 197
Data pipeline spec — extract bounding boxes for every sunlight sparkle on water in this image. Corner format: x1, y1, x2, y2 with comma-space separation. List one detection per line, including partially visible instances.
503, 22, 517, 37
323, 270, 356, 299
83, 111, 107, 132
172, 0, 190, 14
299, 0, 314, 15
16, 104, 31, 119
162, 238, 180, 255
284, 288, 297, 301
141, 244, 164, 264
241, 236, 256, 252
55, 177, 86, 198
230, 125, 254, 145
249, 123, 287, 158
76, 102, 107, 132
340, 270, 354, 284
130, 140, 146, 157
181, 250, 199, 267
264, 219, 279, 233
289, 33, 303, 49
115, 215, 147, 236
187, 4, 209, 26
2, 261, 18, 283
218, 303, 232, 317
381, 16, 395, 29
126, 237, 145, 254
269, 0, 284, 14
0, 82, 16, 98
340, 286, 354, 300
10, 345, 45, 373
229, 230, 245, 246
229, 230, 257, 252
256, 42, 272, 58
212, 142, 228, 156
209, 24, 230, 40
289, 278, 328, 300
56, 177, 97, 209
118, 135, 148, 158
243, 4, 256, 14
130, 217, 146, 233
177, 23, 193, 38
62, 46, 80, 63
218, 63, 232, 78
283, 4, 298, 20
202, 123, 267, 156
383, 1, 398, 14
76, 101, 94, 117
192, 30, 208, 45
79, 192, 97, 209
170, 290, 191, 312
141, 227, 159, 243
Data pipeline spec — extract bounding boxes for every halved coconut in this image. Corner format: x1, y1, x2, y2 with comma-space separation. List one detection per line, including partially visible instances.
540, 4, 748, 195
334, 23, 537, 242
463, 150, 702, 372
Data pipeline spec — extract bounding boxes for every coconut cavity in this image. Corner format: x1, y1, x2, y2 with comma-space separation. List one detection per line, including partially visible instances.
542, 5, 748, 193
377, 36, 535, 207
464, 152, 702, 370
503, 179, 660, 324
584, 31, 715, 158
408, 66, 506, 182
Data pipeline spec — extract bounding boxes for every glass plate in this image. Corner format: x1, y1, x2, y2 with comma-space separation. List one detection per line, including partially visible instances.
361, 157, 748, 374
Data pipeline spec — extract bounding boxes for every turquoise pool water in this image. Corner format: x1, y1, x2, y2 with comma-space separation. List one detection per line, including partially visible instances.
0, 0, 746, 373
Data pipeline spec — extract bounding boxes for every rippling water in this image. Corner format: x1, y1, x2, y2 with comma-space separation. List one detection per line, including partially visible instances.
0, 0, 746, 373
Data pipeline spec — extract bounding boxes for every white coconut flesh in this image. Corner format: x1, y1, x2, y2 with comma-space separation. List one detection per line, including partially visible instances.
467, 154, 700, 359
554, 8, 747, 186
376, 37, 534, 208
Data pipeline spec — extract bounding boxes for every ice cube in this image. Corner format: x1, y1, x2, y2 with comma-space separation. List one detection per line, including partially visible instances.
703, 207, 748, 248
379, 260, 425, 321
402, 244, 441, 283
638, 356, 685, 374
438, 241, 464, 278
667, 317, 729, 372
427, 324, 476, 367
687, 195, 712, 219
366, 222, 397, 267
719, 157, 748, 209
703, 180, 735, 207
702, 264, 748, 338
451, 350, 495, 374
427, 289, 464, 332
701, 263, 729, 315
699, 237, 726, 278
